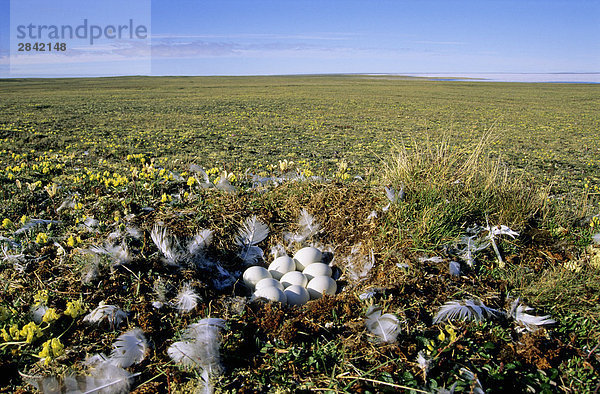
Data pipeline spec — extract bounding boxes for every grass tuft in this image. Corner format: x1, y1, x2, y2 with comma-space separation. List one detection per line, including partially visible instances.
382, 130, 548, 248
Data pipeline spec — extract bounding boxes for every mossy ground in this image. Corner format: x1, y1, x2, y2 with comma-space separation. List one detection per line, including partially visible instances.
0, 76, 599, 393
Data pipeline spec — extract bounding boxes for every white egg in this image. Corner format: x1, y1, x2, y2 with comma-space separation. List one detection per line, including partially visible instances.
302, 263, 332, 281
284, 285, 310, 306
255, 278, 284, 291
279, 271, 308, 288
243, 266, 271, 290
268, 256, 296, 280
252, 286, 287, 304
306, 276, 337, 299
293, 247, 322, 271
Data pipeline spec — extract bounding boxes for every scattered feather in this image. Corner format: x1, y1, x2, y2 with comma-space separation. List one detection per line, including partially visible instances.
89, 242, 132, 267
418, 256, 445, 263
489, 224, 519, 238
508, 298, 556, 333
297, 209, 321, 240
151, 224, 181, 266
84, 359, 135, 394
80, 216, 100, 233
175, 284, 200, 313
449, 261, 461, 276
53, 241, 66, 256
0, 236, 20, 249
56, 196, 77, 213
1, 244, 26, 270
359, 289, 377, 300
433, 299, 500, 324
284, 209, 321, 244
14, 219, 60, 235
592, 233, 600, 245
85, 353, 109, 366
25, 359, 135, 394
457, 235, 489, 267
212, 263, 237, 290
345, 244, 374, 283
366, 210, 378, 221
485, 216, 519, 268
168, 341, 200, 368
109, 328, 148, 368
168, 318, 226, 394
236, 216, 269, 247
84, 216, 99, 227
83, 302, 128, 329
365, 305, 400, 343
382, 184, 404, 211
269, 243, 287, 260
236, 216, 269, 264
187, 229, 213, 257
215, 178, 235, 192
416, 351, 432, 380
31, 305, 48, 324
385, 185, 398, 204
153, 277, 168, 302
240, 245, 265, 266
125, 226, 142, 240
459, 367, 485, 394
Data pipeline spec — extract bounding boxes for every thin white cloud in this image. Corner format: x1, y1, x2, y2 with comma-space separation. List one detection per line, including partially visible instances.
152, 32, 357, 41
412, 40, 466, 45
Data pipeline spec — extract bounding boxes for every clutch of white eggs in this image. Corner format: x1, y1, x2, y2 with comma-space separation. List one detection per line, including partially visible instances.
243, 246, 337, 306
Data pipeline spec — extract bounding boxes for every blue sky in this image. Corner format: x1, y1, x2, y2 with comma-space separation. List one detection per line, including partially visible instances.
1, 0, 599, 77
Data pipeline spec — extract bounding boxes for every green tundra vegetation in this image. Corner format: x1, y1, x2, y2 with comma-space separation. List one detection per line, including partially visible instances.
0, 75, 598, 393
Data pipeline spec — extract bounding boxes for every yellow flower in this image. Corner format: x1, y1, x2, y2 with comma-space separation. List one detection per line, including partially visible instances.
1, 328, 10, 341
1, 218, 11, 229
20, 322, 42, 343
446, 326, 457, 342
42, 308, 60, 324
20, 215, 28, 225
9, 324, 21, 340
301, 169, 313, 178
44, 183, 58, 198
437, 329, 446, 342
50, 338, 64, 356
34, 290, 49, 306
38, 340, 50, 359
67, 236, 75, 248
187, 176, 196, 186
36, 233, 49, 244
64, 300, 86, 318
38, 338, 63, 365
